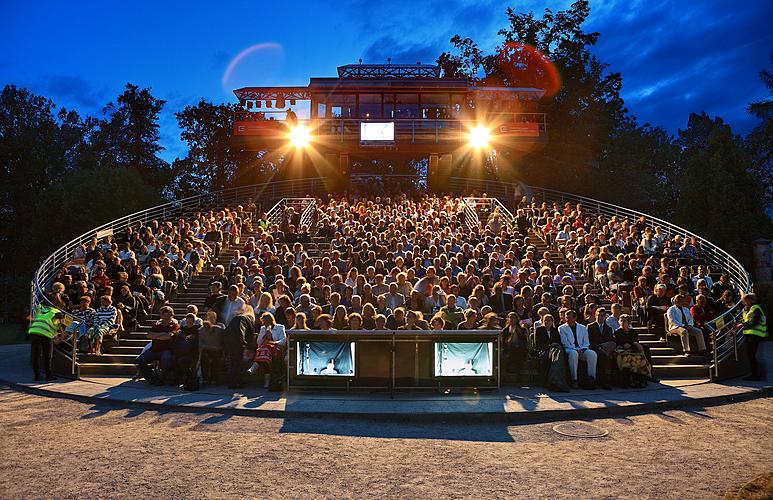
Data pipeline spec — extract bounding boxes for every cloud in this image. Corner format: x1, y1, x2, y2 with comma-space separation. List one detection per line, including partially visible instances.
43, 75, 108, 110
362, 36, 444, 65
585, 0, 773, 133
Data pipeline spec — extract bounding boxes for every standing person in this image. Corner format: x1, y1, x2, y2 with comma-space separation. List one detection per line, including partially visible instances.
285, 107, 298, 126
198, 311, 225, 385
28, 305, 64, 381
173, 313, 200, 390
736, 293, 767, 381
223, 306, 256, 389
558, 310, 597, 389
218, 285, 247, 326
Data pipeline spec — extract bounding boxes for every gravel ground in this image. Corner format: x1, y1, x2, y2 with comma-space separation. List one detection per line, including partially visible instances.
0, 386, 770, 499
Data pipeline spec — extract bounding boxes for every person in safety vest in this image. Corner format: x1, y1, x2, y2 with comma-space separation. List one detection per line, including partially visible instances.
735, 293, 767, 381
28, 305, 65, 381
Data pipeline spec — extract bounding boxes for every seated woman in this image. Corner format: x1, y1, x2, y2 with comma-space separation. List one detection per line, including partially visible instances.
361, 303, 377, 330
292, 312, 310, 331
247, 312, 287, 389
479, 312, 501, 330
399, 310, 427, 330
374, 314, 388, 331
606, 260, 625, 293
332, 305, 348, 330
429, 314, 446, 331
502, 311, 528, 377
613, 314, 651, 388
534, 312, 568, 391
347, 313, 363, 330
83, 295, 118, 355
456, 309, 479, 330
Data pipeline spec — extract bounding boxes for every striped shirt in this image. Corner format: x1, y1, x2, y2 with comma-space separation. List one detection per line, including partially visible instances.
93, 306, 117, 327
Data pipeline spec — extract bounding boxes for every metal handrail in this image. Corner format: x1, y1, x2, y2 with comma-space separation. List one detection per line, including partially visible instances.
461, 199, 481, 232
449, 177, 752, 378
31, 178, 328, 374
33, 175, 752, 379
463, 197, 515, 233
299, 198, 318, 230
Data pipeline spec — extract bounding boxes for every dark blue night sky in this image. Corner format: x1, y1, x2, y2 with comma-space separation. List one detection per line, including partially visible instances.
1, 0, 770, 161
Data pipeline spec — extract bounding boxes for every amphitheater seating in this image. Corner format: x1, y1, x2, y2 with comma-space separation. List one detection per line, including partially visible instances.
47, 191, 727, 382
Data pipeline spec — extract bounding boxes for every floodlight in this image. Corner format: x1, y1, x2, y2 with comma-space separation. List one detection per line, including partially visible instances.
469, 126, 490, 148
289, 125, 311, 148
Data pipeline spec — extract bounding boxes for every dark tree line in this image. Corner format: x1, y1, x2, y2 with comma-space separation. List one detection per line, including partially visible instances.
437, 0, 772, 262
0, 0, 771, 320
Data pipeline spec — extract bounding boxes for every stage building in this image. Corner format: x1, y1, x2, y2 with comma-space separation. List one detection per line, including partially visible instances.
231, 63, 546, 190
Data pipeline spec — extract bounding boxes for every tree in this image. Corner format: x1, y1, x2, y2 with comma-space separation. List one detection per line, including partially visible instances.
92, 83, 170, 187
745, 53, 773, 210
28, 166, 163, 251
437, 0, 628, 192
170, 100, 276, 197
599, 119, 680, 218
675, 112, 772, 262
171, 100, 242, 196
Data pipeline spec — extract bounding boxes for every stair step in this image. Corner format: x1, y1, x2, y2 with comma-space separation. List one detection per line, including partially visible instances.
105, 346, 146, 355
651, 364, 710, 378
651, 355, 709, 365
79, 363, 137, 376
79, 353, 139, 364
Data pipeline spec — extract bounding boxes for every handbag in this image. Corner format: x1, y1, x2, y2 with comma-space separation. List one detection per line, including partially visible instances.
253, 344, 275, 364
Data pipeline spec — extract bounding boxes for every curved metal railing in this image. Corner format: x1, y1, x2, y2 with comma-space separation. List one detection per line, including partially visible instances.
31, 177, 329, 373
447, 177, 753, 377
33, 175, 752, 379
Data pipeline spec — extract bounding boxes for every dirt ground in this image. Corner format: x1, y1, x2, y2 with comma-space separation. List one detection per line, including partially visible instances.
0, 386, 770, 499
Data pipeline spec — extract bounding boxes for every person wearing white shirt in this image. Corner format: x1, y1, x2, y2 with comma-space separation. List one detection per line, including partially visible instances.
219, 286, 246, 326
247, 312, 287, 387
558, 310, 597, 388
692, 266, 713, 290
383, 283, 406, 311
666, 294, 707, 355
118, 243, 135, 262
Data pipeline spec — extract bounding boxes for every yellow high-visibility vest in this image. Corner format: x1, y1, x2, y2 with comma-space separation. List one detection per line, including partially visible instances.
742, 304, 767, 338
28, 306, 62, 339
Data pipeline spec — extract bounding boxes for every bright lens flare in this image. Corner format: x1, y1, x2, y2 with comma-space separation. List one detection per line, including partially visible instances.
469, 126, 490, 148
289, 125, 311, 148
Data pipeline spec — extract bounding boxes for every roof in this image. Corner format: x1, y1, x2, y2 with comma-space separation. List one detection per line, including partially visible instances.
337, 64, 441, 79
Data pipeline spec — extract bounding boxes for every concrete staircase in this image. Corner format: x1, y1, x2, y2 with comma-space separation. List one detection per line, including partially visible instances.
528, 232, 710, 379
78, 248, 236, 377
74, 198, 710, 381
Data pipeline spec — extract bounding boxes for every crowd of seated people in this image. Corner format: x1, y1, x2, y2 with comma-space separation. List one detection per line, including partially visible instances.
45, 204, 254, 355
44, 190, 735, 392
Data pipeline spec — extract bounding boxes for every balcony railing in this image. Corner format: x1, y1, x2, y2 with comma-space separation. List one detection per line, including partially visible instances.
233, 112, 547, 144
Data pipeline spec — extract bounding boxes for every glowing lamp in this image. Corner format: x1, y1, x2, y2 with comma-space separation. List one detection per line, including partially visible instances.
469, 126, 490, 148
289, 125, 311, 148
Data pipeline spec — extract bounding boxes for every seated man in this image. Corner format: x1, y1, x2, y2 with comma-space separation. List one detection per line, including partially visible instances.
646, 284, 671, 334
136, 306, 180, 385
439, 294, 465, 327
667, 294, 708, 356
558, 310, 597, 389
587, 307, 616, 390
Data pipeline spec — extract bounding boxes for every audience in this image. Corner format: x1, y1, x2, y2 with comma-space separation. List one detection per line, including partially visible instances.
44, 189, 735, 392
